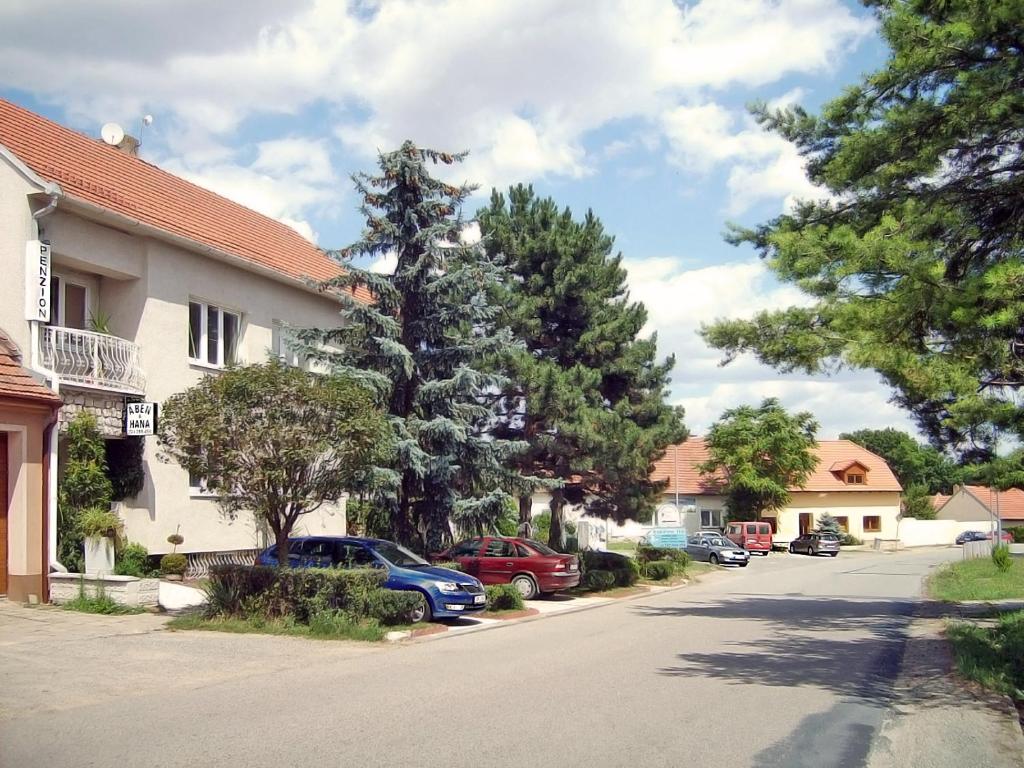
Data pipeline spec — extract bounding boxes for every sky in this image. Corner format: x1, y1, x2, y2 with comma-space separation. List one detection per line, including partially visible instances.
0, 0, 920, 438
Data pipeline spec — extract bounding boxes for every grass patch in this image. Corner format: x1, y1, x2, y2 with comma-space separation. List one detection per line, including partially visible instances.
167, 612, 389, 642
62, 593, 146, 616
946, 610, 1024, 701
928, 557, 1024, 601
607, 540, 637, 554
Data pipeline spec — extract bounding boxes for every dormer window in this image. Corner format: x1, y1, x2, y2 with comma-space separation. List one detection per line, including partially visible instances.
830, 459, 870, 485
846, 473, 865, 485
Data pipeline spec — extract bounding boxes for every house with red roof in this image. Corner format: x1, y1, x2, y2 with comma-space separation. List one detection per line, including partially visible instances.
0, 98, 363, 582
650, 438, 903, 544
933, 485, 1024, 529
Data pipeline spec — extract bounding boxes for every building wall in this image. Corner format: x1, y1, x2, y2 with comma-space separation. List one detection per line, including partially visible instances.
1, 402, 53, 601
765, 491, 901, 543
935, 493, 995, 523
2, 188, 352, 555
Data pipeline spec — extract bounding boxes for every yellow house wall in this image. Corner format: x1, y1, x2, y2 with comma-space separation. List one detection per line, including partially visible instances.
765, 491, 901, 543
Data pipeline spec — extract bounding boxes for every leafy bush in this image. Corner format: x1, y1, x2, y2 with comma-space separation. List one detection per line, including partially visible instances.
114, 542, 153, 577
433, 561, 464, 572
582, 569, 616, 592
637, 546, 690, 570
204, 564, 278, 616
840, 533, 863, 546
485, 583, 525, 611
58, 413, 113, 573
580, 550, 633, 572
1009, 526, 1024, 544
611, 564, 639, 587
364, 589, 422, 625
79, 507, 123, 540
646, 561, 676, 581
160, 553, 188, 577
992, 544, 1013, 573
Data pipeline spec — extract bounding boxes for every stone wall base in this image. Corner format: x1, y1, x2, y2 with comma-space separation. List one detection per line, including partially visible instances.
59, 388, 127, 437
49, 573, 159, 608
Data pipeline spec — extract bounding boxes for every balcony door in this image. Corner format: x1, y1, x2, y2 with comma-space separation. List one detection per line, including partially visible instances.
49, 276, 88, 330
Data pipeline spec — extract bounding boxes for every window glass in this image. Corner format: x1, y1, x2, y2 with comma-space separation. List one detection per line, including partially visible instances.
224, 311, 239, 366
515, 544, 532, 558
336, 543, 376, 568
304, 540, 333, 558
863, 516, 882, 533
835, 516, 849, 532
449, 540, 481, 557
189, 301, 202, 359
64, 283, 87, 330
757, 524, 771, 534
483, 540, 515, 557
524, 539, 557, 555
49, 276, 61, 326
207, 305, 220, 364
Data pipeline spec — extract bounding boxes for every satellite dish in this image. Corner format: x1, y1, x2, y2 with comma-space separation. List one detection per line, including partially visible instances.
100, 122, 125, 146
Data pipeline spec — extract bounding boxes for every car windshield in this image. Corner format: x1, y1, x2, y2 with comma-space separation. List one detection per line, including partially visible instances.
524, 539, 558, 556
707, 537, 729, 548
372, 541, 429, 568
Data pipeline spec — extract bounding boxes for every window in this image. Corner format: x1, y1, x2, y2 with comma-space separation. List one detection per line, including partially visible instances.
188, 469, 217, 497
835, 516, 850, 533
757, 524, 771, 535
846, 473, 865, 484
483, 540, 515, 557
700, 509, 724, 528
449, 540, 482, 557
49, 275, 89, 329
336, 543, 376, 568
515, 544, 532, 558
189, 300, 240, 367
271, 320, 306, 369
863, 516, 881, 533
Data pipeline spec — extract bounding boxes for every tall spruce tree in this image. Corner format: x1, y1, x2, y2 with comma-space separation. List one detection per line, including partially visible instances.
301, 143, 523, 551
478, 185, 687, 549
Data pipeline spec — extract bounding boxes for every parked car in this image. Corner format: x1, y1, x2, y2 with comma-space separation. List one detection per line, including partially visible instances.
985, 531, 1014, 544
789, 532, 840, 557
725, 521, 773, 556
256, 536, 486, 622
955, 530, 986, 545
434, 536, 580, 599
685, 531, 750, 567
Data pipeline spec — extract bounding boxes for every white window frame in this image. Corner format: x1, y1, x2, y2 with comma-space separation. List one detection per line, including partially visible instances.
189, 300, 241, 368
271, 320, 307, 370
700, 508, 724, 529
49, 274, 91, 329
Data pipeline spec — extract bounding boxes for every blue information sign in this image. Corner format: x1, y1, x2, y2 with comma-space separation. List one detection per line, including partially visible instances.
647, 527, 688, 549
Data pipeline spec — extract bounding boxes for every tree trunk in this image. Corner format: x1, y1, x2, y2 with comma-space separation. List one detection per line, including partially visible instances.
548, 488, 566, 552
275, 527, 290, 568
518, 495, 533, 537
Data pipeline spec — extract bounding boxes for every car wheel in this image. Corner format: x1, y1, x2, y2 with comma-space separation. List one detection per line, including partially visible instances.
739, 562, 748, 568
709, 554, 720, 566
788, 544, 795, 554
511, 574, 538, 600
829, 552, 838, 557
408, 592, 433, 624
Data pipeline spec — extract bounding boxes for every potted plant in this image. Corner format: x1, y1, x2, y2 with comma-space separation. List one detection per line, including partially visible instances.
160, 529, 187, 581
79, 507, 123, 575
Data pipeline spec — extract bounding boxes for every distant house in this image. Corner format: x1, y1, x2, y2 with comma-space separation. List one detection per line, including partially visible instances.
933, 485, 1024, 528
650, 439, 903, 544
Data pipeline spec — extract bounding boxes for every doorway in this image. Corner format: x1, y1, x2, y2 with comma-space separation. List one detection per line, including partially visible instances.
799, 512, 812, 536
1, 433, 8, 595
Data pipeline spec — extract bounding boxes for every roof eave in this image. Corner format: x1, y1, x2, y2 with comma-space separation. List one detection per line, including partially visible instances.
0, 141, 63, 195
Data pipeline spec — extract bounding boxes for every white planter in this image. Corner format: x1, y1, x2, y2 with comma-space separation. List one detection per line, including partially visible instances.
1010, 543, 1024, 555
84, 535, 115, 575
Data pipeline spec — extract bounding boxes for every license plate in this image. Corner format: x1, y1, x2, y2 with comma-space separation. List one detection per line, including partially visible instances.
473, 595, 486, 604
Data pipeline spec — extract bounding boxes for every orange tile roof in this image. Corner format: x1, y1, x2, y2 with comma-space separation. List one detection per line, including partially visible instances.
652, 438, 903, 495
961, 485, 1024, 521
0, 98, 370, 303
0, 337, 61, 405
930, 493, 952, 511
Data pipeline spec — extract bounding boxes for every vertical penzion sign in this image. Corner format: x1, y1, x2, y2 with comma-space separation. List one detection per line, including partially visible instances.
24, 240, 51, 322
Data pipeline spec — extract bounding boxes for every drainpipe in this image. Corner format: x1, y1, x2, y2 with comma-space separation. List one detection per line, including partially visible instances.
30, 190, 62, 570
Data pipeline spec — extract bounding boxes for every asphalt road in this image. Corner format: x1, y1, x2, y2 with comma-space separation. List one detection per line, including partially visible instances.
0, 547, 961, 768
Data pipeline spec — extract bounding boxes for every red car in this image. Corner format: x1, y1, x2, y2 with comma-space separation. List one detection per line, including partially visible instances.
986, 531, 1014, 544
436, 536, 580, 600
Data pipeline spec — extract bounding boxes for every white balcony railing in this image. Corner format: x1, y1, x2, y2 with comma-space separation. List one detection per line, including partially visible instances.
40, 326, 146, 394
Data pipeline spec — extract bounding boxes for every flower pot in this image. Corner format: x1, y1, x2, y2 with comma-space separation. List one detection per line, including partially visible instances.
84, 535, 115, 575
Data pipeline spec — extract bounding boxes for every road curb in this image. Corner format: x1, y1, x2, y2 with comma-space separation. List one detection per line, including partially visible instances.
399, 568, 733, 645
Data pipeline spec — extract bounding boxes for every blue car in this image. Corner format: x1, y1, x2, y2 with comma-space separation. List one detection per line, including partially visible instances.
256, 536, 486, 622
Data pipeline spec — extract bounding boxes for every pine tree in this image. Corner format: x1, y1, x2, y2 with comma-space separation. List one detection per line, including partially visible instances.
301, 143, 524, 551
478, 185, 687, 549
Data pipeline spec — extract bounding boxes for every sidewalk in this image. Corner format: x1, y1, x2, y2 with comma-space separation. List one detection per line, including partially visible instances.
868, 611, 1024, 768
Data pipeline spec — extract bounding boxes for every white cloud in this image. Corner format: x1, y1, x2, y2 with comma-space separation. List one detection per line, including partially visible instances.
624, 256, 919, 437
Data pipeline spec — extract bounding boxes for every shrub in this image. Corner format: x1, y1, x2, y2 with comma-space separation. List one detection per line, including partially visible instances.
582, 569, 616, 592
637, 546, 690, 570
364, 589, 422, 625
160, 553, 188, 577
644, 561, 675, 581
611, 563, 639, 587
992, 544, 1013, 573
79, 507, 123, 540
205, 564, 278, 616
840, 533, 863, 546
581, 550, 633, 572
1009, 526, 1024, 544
485, 583, 525, 611
308, 610, 385, 642
114, 542, 153, 577
433, 561, 464, 572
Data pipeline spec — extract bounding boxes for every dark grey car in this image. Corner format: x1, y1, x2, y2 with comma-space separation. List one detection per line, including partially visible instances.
789, 532, 840, 557
686, 532, 750, 567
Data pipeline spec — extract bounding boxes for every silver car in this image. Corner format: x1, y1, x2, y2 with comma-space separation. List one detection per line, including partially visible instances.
686, 532, 750, 567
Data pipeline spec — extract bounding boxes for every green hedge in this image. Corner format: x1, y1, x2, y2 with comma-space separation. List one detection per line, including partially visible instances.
485, 583, 525, 611
582, 570, 616, 592
1008, 526, 1024, 544
644, 560, 675, 581
432, 561, 464, 572
203, 565, 414, 626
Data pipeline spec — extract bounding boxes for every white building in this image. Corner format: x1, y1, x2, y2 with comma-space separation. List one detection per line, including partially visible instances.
0, 99, 367, 568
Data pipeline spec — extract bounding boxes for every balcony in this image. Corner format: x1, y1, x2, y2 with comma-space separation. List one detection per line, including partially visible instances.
40, 326, 146, 395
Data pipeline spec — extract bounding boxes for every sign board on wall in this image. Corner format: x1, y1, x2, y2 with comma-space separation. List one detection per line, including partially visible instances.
124, 402, 158, 436
647, 527, 688, 549
24, 240, 51, 322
